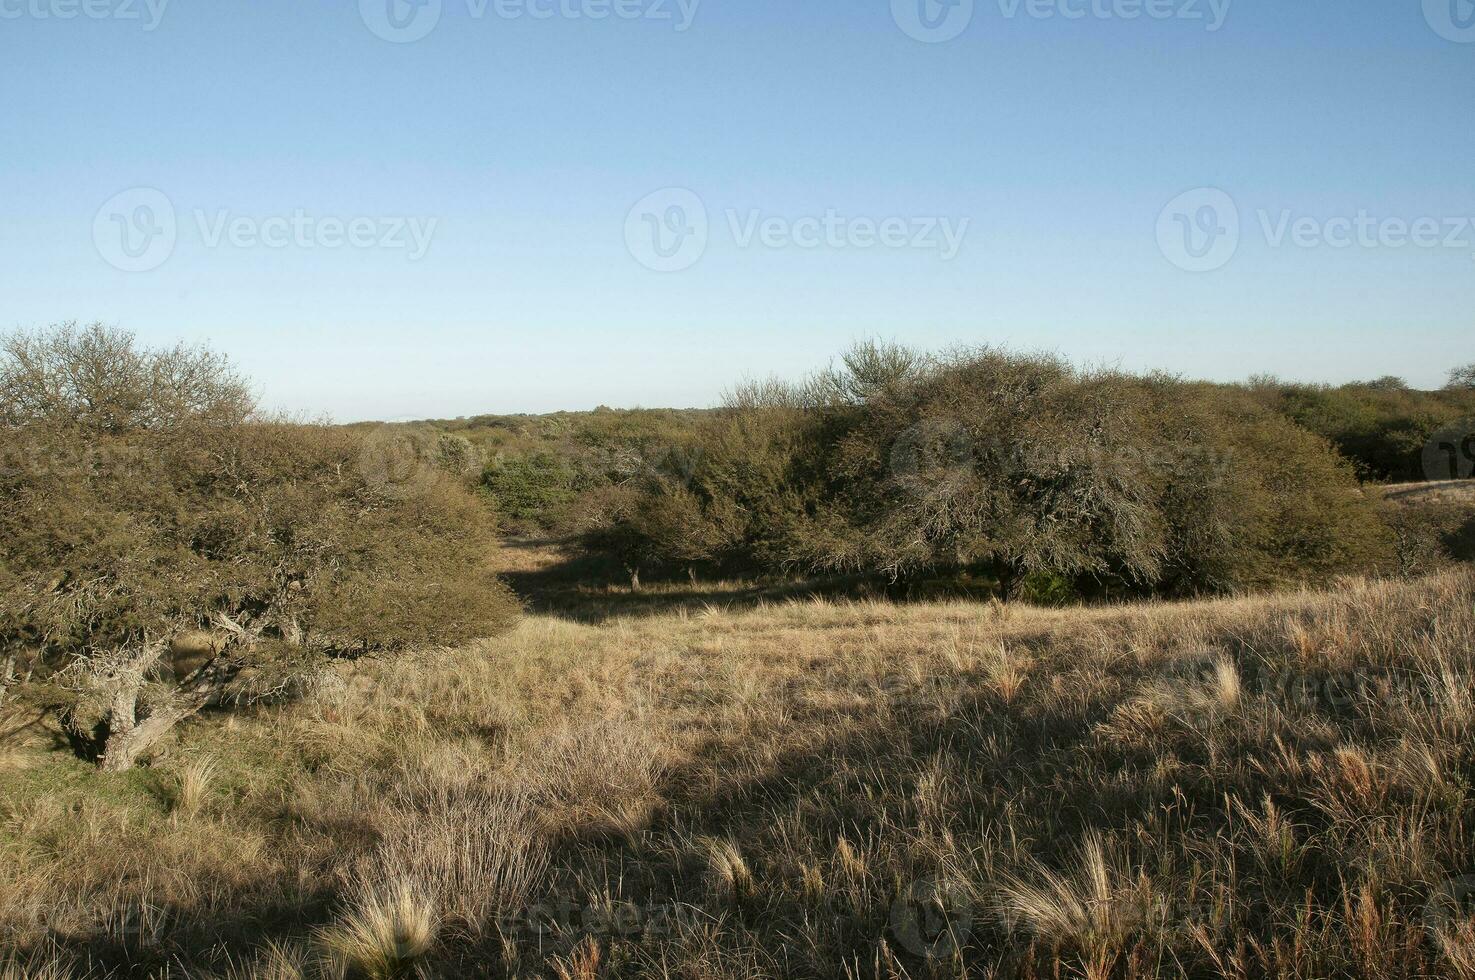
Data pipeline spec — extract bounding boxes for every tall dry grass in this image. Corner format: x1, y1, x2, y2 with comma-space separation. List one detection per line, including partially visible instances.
2, 557, 1475, 977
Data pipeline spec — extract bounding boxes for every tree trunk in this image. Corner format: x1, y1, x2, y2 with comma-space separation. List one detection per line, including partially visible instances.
106, 681, 140, 739
92, 639, 224, 772
100, 703, 197, 772
995, 561, 1025, 602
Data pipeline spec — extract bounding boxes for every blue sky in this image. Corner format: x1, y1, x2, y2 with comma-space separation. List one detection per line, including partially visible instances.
2, 0, 1471, 420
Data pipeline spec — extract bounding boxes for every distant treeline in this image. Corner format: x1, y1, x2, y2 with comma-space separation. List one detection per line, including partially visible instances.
419, 350, 1475, 526
415, 345, 1475, 599
8, 325, 1466, 772
409, 406, 712, 535
1250, 377, 1475, 482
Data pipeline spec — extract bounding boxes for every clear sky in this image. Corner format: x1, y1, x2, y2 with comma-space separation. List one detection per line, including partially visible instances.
3, 0, 1471, 420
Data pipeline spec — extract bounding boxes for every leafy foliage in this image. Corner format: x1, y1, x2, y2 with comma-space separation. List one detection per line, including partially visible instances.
594, 345, 1395, 597
1254, 377, 1475, 482
0, 324, 518, 769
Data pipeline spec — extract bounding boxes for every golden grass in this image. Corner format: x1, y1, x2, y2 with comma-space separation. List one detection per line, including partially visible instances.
167, 756, 217, 820
2, 563, 1475, 977
315, 880, 438, 980
1381, 480, 1475, 506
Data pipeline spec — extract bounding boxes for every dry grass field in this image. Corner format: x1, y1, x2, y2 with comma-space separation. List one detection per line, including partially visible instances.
4, 536, 1475, 979
1381, 482, 1475, 507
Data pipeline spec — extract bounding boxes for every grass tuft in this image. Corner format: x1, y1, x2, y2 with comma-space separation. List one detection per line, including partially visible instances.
317, 880, 439, 980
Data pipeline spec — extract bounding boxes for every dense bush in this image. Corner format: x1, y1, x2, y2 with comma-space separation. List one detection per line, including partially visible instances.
377, 370, 1475, 535
1252, 378, 1475, 482
592, 344, 1394, 598
480, 451, 581, 531
0, 324, 518, 770
400, 408, 707, 534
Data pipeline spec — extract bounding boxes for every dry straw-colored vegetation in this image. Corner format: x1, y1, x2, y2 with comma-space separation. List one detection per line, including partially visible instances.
6, 326, 1475, 978
0, 323, 519, 772
4, 539, 1475, 978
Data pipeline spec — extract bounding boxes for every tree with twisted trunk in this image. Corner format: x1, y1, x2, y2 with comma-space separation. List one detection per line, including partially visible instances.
2, 324, 519, 770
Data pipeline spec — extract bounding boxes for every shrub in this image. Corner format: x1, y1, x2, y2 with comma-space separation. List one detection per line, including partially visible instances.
0, 320, 253, 432
598, 344, 1394, 597
0, 324, 519, 770
1255, 379, 1475, 482
480, 451, 579, 532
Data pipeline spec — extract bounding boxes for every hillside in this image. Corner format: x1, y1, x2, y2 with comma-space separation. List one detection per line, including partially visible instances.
1381, 482, 1475, 507
5, 328, 1475, 979
5, 559, 1475, 978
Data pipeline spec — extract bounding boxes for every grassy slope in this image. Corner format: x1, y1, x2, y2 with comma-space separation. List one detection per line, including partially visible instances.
5, 545, 1475, 978
1382, 482, 1475, 506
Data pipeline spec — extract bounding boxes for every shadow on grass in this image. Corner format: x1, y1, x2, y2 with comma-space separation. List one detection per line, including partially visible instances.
529, 636, 1396, 975
496, 537, 1017, 624
14, 617, 1429, 978
1445, 511, 1475, 562
500, 538, 865, 624
19, 887, 339, 980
